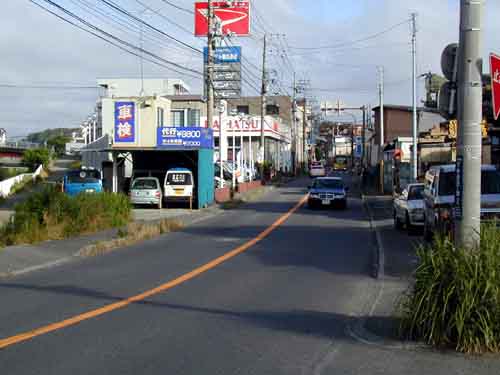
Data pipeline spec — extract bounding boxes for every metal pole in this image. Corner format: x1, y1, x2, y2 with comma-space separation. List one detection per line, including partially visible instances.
379, 66, 385, 148
411, 13, 418, 181
219, 105, 223, 184
456, 0, 483, 248
207, 0, 215, 130
292, 72, 297, 175
139, 12, 145, 97
232, 128, 236, 190
260, 34, 267, 180
362, 105, 366, 168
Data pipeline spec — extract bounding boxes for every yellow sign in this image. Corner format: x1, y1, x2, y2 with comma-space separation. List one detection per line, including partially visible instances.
448, 119, 488, 138
449, 120, 457, 138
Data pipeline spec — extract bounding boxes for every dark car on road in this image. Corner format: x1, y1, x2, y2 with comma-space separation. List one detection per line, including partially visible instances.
308, 177, 348, 209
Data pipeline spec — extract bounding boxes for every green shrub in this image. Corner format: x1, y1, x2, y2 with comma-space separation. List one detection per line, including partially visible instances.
0, 186, 131, 247
23, 148, 51, 171
0, 167, 29, 181
401, 225, 500, 353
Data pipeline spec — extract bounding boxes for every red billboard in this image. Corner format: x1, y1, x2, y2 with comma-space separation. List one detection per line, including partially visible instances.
195, 1, 250, 37
490, 53, 500, 120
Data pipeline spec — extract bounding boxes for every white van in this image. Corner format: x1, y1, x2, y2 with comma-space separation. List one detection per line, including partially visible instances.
163, 168, 195, 208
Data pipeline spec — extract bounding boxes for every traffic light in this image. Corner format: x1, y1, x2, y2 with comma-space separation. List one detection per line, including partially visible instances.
438, 43, 458, 120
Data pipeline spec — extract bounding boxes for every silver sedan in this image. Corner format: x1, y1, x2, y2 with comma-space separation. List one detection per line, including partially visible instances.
129, 177, 163, 209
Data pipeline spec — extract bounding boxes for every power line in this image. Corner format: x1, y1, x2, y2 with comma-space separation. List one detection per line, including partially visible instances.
133, 0, 195, 37
288, 19, 411, 51
0, 83, 98, 89
159, 0, 193, 15
29, 0, 203, 79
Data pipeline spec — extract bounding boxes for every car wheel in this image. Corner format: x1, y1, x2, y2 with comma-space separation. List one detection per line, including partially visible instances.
394, 211, 403, 230
423, 217, 433, 243
340, 200, 347, 210
406, 213, 415, 235
307, 199, 315, 209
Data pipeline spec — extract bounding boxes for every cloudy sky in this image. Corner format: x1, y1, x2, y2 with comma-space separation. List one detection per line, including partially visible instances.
1, 0, 499, 137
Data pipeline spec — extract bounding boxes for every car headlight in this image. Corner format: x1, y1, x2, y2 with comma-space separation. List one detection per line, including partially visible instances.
309, 193, 320, 198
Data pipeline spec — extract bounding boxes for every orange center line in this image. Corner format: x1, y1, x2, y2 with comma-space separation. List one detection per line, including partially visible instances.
0, 195, 308, 350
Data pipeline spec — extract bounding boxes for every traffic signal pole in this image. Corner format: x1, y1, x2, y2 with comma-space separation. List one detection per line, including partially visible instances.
411, 13, 418, 181
456, 0, 483, 248
207, 0, 215, 130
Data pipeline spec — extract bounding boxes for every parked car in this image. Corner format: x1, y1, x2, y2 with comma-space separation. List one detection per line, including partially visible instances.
63, 169, 103, 196
423, 164, 500, 241
163, 168, 195, 208
393, 183, 425, 234
308, 177, 348, 209
309, 162, 326, 178
129, 177, 162, 209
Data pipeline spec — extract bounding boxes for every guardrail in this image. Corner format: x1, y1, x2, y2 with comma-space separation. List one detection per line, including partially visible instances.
0, 165, 44, 198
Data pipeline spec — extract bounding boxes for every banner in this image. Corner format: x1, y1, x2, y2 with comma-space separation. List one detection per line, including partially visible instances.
114, 102, 135, 143
157, 127, 213, 149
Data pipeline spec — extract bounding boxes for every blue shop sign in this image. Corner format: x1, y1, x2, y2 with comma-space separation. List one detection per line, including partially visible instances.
157, 127, 213, 149
203, 46, 241, 64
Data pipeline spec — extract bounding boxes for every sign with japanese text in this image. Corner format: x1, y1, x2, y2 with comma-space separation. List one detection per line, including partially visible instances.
114, 102, 135, 143
157, 127, 213, 149
195, 1, 250, 37
204, 46, 241, 64
490, 53, 500, 120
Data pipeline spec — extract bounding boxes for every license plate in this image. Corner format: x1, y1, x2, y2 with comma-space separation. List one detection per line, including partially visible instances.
175, 190, 184, 196
85, 189, 94, 193
322, 199, 331, 205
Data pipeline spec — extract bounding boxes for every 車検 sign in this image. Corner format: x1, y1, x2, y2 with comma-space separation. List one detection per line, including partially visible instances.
195, 1, 250, 37
157, 127, 214, 149
490, 53, 500, 120
114, 102, 135, 143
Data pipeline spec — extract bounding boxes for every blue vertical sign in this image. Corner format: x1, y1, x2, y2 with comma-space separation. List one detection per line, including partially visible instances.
114, 101, 135, 143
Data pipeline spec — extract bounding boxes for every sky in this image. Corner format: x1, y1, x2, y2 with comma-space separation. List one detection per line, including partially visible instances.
1, 0, 499, 137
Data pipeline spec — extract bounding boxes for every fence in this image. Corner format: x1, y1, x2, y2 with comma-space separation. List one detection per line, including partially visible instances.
0, 165, 43, 198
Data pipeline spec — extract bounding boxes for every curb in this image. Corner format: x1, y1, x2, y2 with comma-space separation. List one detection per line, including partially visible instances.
352, 195, 425, 351
362, 194, 385, 280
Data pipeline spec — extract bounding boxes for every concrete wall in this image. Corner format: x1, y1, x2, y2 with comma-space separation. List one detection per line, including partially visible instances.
0, 165, 43, 198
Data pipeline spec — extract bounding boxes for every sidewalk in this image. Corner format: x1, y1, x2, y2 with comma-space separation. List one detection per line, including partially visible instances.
0, 182, 280, 278
362, 195, 421, 340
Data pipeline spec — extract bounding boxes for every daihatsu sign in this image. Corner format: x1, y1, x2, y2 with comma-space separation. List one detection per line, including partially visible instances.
195, 1, 250, 37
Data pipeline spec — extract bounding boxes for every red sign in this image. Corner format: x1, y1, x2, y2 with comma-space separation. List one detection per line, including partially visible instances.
195, 1, 250, 37
490, 53, 500, 120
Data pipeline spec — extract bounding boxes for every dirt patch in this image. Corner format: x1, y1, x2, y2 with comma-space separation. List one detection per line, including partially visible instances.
78, 219, 184, 257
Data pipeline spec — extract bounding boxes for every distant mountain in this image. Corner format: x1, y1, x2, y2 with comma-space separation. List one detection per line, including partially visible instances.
25, 128, 79, 144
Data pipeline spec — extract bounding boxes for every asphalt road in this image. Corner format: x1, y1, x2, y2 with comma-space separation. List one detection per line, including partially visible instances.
0, 176, 498, 374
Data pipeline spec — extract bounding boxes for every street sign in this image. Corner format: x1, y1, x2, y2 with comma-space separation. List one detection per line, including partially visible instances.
203, 46, 241, 64
212, 81, 241, 90
438, 81, 457, 120
212, 63, 241, 72
213, 71, 241, 81
441, 43, 459, 81
214, 90, 241, 99
490, 53, 500, 120
195, 1, 250, 37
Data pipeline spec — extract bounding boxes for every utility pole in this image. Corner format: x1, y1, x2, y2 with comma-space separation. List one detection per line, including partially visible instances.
361, 105, 366, 168
292, 72, 297, 175
303, 97, 307, 172
456, 0, 483, 248
260, 33, 267, 180
378, 66, 385, 148
411, 13, 418, 181
207, 0, 215, 130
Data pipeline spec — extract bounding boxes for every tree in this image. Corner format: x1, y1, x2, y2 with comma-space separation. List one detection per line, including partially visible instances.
23, 148, 51, 171
47, 135, 70, 156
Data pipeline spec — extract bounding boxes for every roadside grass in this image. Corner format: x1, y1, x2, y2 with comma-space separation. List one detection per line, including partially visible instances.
401, 224, 500, 354
0, 186, 132, 247
79, 219, 183, 257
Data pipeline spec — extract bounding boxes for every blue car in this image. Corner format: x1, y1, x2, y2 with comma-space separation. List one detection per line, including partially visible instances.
308, 177, 348, 209
63, 169, 103, 197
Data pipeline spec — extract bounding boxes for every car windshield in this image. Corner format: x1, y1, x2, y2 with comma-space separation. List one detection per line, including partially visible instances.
167, 173, 192, 185
313, 179, 343, 189
408, 186, 424, 200
132, 179, 158, 190
66, 170, 100, 184
439, 170, 500, 195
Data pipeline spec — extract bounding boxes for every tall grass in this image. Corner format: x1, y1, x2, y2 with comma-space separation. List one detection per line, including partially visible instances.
401, 225, 500, 353
0, 186, 131, 247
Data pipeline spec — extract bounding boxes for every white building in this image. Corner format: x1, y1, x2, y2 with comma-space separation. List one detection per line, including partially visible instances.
97, 78, 190, 98
0, 128, 6, 145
